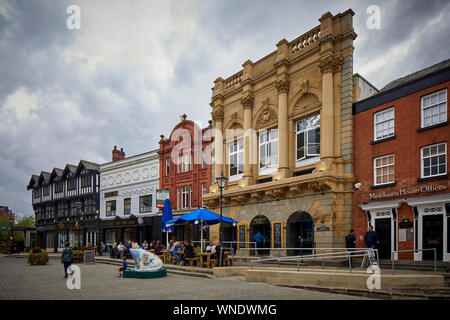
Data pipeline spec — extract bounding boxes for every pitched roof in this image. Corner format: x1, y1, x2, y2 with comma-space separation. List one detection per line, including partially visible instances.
27, 174, 40, 190
78, 160, 100, 172
49, 168, 63, 182
379, 58, 450, 93
38, 171, 51, 185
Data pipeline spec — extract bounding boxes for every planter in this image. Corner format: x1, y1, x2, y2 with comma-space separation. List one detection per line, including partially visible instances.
72, 250, 84, 263
27, 251, 48, 265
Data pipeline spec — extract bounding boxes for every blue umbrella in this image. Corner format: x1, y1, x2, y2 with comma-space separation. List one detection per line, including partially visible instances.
165, 208, 238, 252
161, 199, 174, 248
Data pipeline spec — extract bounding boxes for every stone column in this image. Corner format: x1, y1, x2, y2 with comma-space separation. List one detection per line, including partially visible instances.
242, 94, 254, 186
211, 106, 224, 181
319, 56, 339, 171
276, 77, 290, 179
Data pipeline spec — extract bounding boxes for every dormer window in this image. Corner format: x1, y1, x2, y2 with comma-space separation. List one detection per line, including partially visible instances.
43, 185, 50, 196
68, 178, 76, 191
81, 175, 91, 188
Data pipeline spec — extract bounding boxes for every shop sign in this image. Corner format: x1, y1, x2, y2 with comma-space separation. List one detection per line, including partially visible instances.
399, 219, 413, 228
104, 191, 118, 198
369, 184, 447, 200
316, 225, 330, 232
156, 189, 170, 208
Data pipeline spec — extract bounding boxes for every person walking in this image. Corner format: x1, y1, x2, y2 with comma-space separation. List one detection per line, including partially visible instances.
345, 229, 356, 264
364, 226, 380, 263
254, 232, 264, 255
61, 241, 73, 278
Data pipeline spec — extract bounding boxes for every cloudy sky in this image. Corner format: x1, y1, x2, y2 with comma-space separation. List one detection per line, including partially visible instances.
1, 0, 449, 217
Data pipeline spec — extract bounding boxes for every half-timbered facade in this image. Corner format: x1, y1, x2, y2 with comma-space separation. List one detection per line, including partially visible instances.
27, 160, 100, 252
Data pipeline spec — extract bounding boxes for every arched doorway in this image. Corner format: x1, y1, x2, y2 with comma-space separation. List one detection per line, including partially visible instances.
286, 211, 314, 256
250, 215, 271, 256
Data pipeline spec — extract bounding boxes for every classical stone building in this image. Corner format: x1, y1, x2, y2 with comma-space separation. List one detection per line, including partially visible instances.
202, 10, 359, 254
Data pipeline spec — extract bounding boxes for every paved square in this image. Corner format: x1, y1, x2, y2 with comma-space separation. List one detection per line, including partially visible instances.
0, 256, 370, 300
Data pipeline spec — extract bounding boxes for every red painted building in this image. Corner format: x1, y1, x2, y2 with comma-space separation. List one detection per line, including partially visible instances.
158, 115, 213, 241
353, 59, 450, 261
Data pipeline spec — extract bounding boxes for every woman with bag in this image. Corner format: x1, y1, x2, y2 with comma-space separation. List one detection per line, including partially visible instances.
61, 241, 73, 278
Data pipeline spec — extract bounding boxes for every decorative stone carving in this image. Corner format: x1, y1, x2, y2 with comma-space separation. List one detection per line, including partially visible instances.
211, 106, 224, 122
293, 93, 320, 113
275, 78, 290, 93
319, 55, 343, 73
241, 94, 254, 110
256, 103, 277, 129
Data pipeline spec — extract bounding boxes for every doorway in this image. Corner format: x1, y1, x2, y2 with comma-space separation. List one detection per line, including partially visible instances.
374, 218, 392, 259
220, 224, 237, 253
422, 214, 443, 261
286, 211, 314, 256
250, 215, 271, 256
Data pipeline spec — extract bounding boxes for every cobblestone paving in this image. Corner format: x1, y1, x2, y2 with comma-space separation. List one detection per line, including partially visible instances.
0, 256, 371, 300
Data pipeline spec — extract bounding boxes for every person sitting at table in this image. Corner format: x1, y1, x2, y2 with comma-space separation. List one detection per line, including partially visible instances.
117, 241, 125, 258
212, 243, 226, 265
141, 240, 149, 250
172, 241, 183, 265
206, 241, 216, 253
155, 240, 162, 255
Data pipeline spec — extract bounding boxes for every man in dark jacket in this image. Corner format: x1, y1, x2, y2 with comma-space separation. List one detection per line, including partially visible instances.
345, 229, 356, 249
345, 229, 356, 264
364, 226, 379, 249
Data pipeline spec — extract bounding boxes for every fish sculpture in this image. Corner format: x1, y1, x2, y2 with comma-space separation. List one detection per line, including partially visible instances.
129, 245, 163, 272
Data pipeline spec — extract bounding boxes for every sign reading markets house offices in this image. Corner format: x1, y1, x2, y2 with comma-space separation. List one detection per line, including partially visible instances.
156, 189, 170, 208
369, 184, 447, 200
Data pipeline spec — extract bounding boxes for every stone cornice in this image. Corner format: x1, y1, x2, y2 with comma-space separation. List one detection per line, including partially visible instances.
319, 55, 343, 74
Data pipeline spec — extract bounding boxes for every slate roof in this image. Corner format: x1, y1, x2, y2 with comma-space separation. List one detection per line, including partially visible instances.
380, 58, 450, 93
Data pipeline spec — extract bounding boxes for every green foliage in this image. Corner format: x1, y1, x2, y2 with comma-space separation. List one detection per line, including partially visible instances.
27, 248, 48, 265
72, 245, 81, 251
72, 250, 83, 263
32, 246, 42, 253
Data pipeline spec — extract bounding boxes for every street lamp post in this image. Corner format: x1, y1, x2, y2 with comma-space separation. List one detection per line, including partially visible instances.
215, 172, 228, 266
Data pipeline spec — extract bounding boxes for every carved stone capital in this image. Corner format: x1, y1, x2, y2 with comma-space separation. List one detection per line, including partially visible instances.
241, 94, 254, 110
211, 106, 224, 122
320, 55, 343, 74
275, 78, 290, 93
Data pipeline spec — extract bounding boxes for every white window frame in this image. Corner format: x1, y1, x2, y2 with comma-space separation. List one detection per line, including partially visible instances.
177, 187, 180, 210
373, 154, 395, 186
201, 182, 207, 197
228, 139, 244, 182
165, 157, 170, 176
202, 149, 207, 169
421, 143, 447, 178
374, 107, 395, 141
181, 153, 190, 173
295, 114, 320, 167
259, 128, 278, 176
139, 195, 152, 213
181, 186, 189, 209
421, 89, 447, 128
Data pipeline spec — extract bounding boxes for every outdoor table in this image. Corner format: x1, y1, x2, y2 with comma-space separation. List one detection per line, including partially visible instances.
160, 249, 169, 264
199, 252, 214, 268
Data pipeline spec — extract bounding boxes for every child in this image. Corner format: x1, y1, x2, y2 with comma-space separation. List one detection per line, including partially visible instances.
116, 256, 128, 278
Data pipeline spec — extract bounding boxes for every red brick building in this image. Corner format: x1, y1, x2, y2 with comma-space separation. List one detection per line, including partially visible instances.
353, 59, 450, 261
158, 115, 213, 241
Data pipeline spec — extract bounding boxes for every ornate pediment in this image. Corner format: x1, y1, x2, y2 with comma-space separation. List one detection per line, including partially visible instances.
255, 99, 277, 130
293, 93, 320, 113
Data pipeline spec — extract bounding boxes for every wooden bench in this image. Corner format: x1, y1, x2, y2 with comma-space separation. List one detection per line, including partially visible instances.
184, 257, 201, 267
222, 257, 232, 266
208, 258, 218, 268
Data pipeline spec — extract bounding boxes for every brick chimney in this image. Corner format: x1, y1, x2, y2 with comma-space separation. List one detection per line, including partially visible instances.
112, 146, 125, 162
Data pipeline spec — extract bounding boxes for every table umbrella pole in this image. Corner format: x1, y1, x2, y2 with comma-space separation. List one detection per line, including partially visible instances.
201, 221, 203, 253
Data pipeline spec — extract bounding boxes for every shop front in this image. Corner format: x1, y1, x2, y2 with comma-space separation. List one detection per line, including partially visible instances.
357, 189, 450, 262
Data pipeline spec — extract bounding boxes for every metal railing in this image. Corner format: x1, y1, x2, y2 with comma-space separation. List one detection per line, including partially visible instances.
222, 241, 257, 255
391, 248, 437, 273
218, 246, 378, 271
248, 247, 379, 272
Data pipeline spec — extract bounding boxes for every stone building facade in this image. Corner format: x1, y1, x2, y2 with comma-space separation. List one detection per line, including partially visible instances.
202, 10, 358, 254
